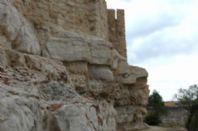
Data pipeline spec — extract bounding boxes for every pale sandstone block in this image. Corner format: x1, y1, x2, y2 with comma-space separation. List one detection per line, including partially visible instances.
89, 65, 114, 82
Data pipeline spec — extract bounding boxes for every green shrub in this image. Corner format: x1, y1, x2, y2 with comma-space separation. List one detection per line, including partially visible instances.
144, 90, 166, 126
175, 85, 198, 131
188, 111, 198, 131
144, 113, 162, 125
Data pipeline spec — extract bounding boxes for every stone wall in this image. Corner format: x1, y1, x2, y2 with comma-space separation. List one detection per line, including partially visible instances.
13, 0, 108, 40
13, 0, 127, 58
161, 107, 189, 127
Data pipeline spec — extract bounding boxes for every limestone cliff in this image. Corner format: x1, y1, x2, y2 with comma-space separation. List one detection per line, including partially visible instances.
0, 0, 149, 131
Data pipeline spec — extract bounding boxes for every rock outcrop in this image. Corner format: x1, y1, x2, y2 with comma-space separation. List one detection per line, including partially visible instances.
0, 0, 149, 131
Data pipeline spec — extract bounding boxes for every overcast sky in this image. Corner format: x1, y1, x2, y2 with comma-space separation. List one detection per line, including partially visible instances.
106, 0, 198, 101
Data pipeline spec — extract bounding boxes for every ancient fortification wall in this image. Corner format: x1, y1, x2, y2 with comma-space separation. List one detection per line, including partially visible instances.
14, 0, 108, 40
161, 107, 189, 127
13, 0, 126, 58
0, 0, 149, 131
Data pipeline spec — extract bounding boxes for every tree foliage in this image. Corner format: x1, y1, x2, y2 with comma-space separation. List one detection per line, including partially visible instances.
175, 84, 198, 131
148, 90, 166, 114
144, 90, 167, 125
175, 84, 198, 108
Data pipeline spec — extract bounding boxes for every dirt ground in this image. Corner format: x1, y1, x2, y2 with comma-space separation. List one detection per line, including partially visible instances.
139, 126, 187, 131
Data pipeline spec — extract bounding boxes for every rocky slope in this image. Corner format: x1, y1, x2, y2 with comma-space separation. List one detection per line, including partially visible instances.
0, 0, 149, 131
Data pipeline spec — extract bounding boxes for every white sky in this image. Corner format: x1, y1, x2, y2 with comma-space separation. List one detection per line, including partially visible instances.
106, 0, 198, 101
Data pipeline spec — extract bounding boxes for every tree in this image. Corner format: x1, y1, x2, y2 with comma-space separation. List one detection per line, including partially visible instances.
144, 90, 167, 125
175, 84, 198, 108
175, 84, 198, 131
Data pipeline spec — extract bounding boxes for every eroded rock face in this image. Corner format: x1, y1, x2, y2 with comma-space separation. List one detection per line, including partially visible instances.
0, 0, 41, 54
0, 0, 149, 131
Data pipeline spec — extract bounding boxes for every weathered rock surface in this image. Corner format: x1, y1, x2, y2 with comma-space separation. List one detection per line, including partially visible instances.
0, 0, 149, 131
45, 32, 113, 66
0, 0, 41, 54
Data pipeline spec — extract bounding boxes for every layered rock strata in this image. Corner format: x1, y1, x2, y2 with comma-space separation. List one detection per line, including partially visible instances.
0, 0, 149, 131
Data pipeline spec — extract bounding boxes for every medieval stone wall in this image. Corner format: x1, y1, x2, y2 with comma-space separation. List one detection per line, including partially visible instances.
13, 0, 127, 58
13, 0, 108, 40
161, 107, 189, 127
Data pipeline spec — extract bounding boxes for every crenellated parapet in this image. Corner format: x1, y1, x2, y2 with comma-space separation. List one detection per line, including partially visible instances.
108, 9, 127, 58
